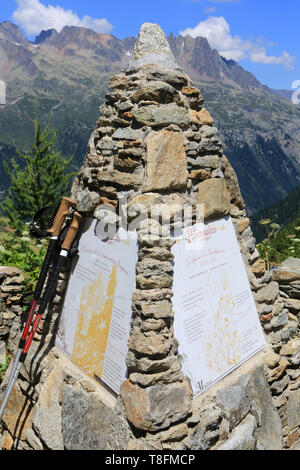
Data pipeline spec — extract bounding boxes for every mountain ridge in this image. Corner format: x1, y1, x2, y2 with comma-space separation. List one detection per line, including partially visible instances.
31, 25, 295, 99
0, 21, 291, 94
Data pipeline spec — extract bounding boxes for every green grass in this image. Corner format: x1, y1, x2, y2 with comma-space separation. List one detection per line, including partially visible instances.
255, 213, 300, 269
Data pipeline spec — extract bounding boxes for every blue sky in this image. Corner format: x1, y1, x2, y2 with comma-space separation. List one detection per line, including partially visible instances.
1, 0, 299, 91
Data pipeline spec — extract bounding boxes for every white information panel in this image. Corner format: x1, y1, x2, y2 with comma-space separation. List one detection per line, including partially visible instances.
172, 216, 266, 397
56, 218, 138, 396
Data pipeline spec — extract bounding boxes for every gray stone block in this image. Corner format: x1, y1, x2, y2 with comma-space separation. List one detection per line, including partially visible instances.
61, 385, 130, 450
216, 415, 256, 450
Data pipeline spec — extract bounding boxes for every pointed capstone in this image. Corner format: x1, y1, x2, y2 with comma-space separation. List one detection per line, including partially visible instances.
134, 23, 174, 59
125, 22, 181, 72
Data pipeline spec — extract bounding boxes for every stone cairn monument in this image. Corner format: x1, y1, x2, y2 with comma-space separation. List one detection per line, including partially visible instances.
1, 23, 300, 451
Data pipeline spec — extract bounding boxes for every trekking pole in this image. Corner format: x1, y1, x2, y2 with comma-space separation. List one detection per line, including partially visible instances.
0, 198, 76, 421
0, 211, 82, 421
3, 198, 75, 391
19, 210, 82, 364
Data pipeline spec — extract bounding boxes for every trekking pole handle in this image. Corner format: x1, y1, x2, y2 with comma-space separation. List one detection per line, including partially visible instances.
61, 211, 82, 251
46, 197, 76, 237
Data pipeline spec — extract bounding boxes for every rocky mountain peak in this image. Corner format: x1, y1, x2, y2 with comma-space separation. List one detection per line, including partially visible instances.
34, 25, 101, 49
0, 21, 28, 45
34, 28, 59, 45
167, 32, 262, 89
33, 24, 129, 62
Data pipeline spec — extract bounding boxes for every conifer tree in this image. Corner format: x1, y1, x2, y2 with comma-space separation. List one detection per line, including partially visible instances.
1, 118, 76, 233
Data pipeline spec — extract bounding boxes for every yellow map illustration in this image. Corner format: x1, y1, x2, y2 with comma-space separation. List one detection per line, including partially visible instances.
205, 268, 242, 374
71, 264, 117, 379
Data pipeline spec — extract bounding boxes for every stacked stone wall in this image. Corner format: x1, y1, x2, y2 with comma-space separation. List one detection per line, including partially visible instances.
0, 266, 24, 355
261, 259, 300, 449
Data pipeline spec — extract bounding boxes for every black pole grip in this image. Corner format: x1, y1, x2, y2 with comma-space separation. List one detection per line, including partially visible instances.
38, 255, 66, 315
19, 351, 27, 363
33, 238, 58, 301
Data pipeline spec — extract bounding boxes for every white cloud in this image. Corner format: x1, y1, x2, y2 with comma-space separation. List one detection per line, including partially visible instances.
180, 16, 295, 70
12, 0, 113, 37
